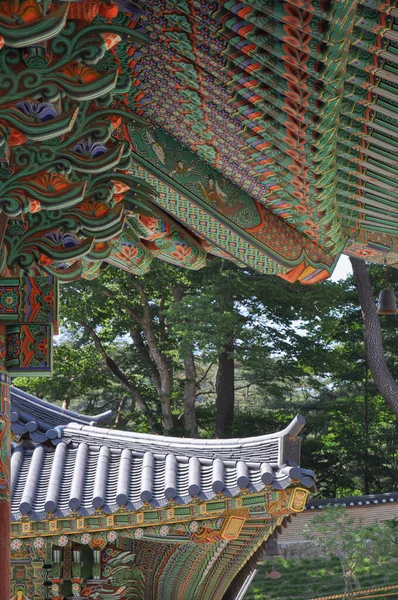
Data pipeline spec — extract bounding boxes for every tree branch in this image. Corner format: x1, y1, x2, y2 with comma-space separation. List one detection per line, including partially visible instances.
79, 321, 154, 425
159, 295, 167, 340
172, 285, 197, 435
99, 284, 164, 394
130, 327, 162, 394
197, 361, 215, 386
115, 395, 127, 428
182, 347, 198, 437
135, 282, 174, 432
94, 282, 174, 432
101, 285, 142, 325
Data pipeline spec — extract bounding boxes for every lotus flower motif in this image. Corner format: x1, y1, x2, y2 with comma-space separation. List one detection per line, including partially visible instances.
73, 138, 108, 158
16, 101, 58, 122
44, 232, 79, 249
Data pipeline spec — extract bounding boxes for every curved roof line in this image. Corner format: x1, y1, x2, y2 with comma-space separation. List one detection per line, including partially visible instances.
10, 393, 314, 520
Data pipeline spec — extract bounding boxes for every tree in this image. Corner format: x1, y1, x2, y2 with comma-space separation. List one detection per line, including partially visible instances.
17, 258, 338, 436
58, 263, 198, 434
14, 255, 398, 499
14, 341, 156, 431
350, 257, 398, 418
165, 259, 339, 436
288, 262, 398, 496
16, 263, 196, 434
303, 505, 398, 598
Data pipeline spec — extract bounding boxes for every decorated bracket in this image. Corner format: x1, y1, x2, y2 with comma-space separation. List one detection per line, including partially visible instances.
0, 274, 57, 377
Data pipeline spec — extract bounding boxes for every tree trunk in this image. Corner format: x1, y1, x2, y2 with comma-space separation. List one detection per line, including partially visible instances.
115, 395, 127, 428
350, 257, 398, 417
215, 339, 235, 438
171, 286, 198, 436
101, 283, 174, 433
130, 328, 162, 395
135, 282, 174, 433
363, 365, 370, 495
183, 348, 198, 437
141, 316, 174, 433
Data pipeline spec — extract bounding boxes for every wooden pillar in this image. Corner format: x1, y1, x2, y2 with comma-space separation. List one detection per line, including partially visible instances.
0, 275, 57, 599
0, 324, 10, 600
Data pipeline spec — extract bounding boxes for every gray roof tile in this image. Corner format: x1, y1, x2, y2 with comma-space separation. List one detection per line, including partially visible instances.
306, 492, 398, 510
10, 391, 315, 521
10, 387, 112, 443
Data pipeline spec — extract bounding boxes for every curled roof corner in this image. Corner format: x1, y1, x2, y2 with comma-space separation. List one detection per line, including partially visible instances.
281, 414, 306, 436
59, 413, 306, 460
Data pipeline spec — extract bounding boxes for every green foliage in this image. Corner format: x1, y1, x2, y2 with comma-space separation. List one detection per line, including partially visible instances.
14, 260, 398, 496
14, 340, 158, 432
301, 392, 398, 497
17, 259, 334, 431
303, 506, 398, 595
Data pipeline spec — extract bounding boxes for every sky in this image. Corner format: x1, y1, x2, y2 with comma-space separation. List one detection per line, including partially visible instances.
330, 255, 352, 282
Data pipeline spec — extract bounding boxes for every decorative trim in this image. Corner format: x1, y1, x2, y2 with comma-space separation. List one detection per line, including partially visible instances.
11, 488, 303, 539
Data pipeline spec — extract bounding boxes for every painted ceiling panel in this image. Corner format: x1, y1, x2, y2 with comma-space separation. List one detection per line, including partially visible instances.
3, 0, 398, 284
127, 0, 398, 268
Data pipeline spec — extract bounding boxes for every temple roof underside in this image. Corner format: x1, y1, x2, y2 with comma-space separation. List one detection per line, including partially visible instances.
2, 0, 398, 287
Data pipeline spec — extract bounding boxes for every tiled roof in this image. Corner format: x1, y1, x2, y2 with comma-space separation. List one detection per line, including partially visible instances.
10, 387, 112, 444
10, 393, 315, 520
307, 492, 398, 510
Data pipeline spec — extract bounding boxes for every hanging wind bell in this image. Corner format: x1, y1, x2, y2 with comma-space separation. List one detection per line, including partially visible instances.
377, 261, 397, 315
